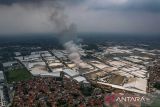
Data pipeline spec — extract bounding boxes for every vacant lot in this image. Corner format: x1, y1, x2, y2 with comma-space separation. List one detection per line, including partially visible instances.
5, 68, 32, 83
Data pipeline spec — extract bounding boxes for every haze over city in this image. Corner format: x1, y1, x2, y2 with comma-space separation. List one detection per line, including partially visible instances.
0, 0, 160, 35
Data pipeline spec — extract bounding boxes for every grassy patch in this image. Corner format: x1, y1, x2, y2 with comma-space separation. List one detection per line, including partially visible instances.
154, 82, 160, 90
150, 98, 160, 107
5, 68, 32, 83
142, 97, 160, 107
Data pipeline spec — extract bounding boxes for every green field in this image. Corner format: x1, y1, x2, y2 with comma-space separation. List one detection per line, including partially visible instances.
142, 97, 160, 107
150, 98, 160, 107
5, 68, 32, 83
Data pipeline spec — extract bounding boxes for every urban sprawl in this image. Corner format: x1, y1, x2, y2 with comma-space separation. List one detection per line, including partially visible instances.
0, 44, 160, 107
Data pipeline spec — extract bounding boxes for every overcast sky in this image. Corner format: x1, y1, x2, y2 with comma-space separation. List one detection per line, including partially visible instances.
0, 0, 160, 35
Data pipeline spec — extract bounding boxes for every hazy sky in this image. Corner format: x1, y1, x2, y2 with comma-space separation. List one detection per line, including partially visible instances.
0, 0, 160, 35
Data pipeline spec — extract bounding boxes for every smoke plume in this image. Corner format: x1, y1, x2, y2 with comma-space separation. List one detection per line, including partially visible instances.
49, 1, 83, 66
64, 41, 83, 66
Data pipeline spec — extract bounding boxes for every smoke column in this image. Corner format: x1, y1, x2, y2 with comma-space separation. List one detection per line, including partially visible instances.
49, 2, 83, 66
64, 41, 83, 66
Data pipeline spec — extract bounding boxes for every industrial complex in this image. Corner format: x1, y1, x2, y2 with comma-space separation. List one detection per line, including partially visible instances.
13, 46, 157, 95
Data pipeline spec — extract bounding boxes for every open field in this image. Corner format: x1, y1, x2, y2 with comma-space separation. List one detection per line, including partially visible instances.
5, 68, 32, 83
